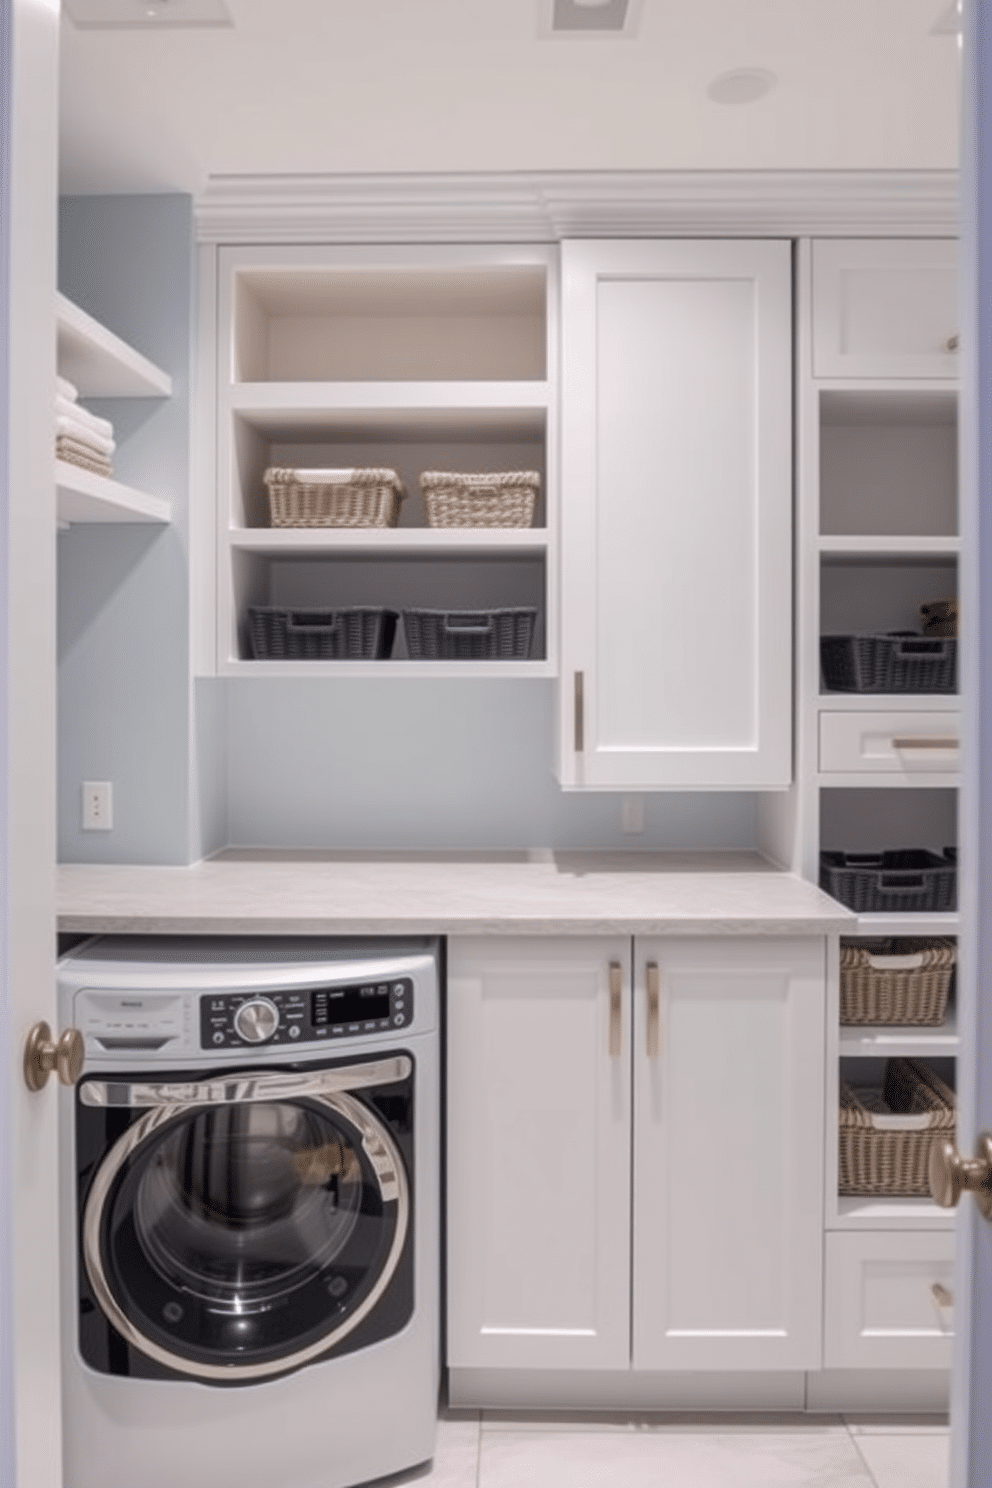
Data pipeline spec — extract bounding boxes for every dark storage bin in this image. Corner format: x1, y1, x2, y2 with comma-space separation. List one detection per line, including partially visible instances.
820, 849, 957, 914
820, 633, 957, 693
248, 606, 397, 661
402, 607, 537, 660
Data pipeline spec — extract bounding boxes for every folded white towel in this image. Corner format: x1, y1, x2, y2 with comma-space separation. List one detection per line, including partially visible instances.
55, 413, 116, 457
56, 438, 114, 478
56, 375, 78, 403
54, 395, 114, 440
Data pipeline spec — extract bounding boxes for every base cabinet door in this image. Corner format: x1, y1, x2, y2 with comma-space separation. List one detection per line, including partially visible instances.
446, 936, 632, 1370
631, 937, 826, 1371
823, 1231, 955, 1370
558, 238, 792, 790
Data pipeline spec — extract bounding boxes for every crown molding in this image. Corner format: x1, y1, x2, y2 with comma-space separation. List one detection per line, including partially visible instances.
195, 169, 959, 244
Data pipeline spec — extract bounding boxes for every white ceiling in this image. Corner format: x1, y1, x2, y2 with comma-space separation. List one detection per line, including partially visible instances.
58, 0, 961, 197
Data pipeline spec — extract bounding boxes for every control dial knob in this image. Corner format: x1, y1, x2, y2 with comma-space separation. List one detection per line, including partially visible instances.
233, 997, 280, 1044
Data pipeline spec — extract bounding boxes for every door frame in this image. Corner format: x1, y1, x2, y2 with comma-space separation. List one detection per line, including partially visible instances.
1, 1, 62, 1486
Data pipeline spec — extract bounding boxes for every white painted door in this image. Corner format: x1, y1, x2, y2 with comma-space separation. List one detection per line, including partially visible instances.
950, 5, 992, 1482
446, 936, 631, 1371
1, 2, 63, 1486
558, 239, 792, 791
631, 937, 825, 1370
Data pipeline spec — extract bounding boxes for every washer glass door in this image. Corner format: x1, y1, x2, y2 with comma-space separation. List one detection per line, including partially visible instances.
80, 1062, 410, 1382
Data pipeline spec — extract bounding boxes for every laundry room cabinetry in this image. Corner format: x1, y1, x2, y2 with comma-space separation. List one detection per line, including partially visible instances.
203, 244, 556, 676
445, 934, 826, 1385
556, 238, 793, 791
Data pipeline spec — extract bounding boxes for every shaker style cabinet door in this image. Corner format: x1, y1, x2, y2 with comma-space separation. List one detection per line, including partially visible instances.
446, 936, 632, 1371
558, 240, 792, 789
631, 937, 825, 1371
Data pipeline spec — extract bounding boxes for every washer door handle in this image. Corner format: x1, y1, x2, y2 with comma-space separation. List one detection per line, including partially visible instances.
79, 1053, 412, 1108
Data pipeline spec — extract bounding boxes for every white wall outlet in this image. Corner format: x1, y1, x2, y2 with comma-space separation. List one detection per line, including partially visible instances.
82, 781, 113, 831
621, 794, 645, 834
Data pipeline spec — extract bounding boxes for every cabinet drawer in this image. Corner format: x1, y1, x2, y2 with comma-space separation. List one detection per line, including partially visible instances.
824, 1231, 954, 1370
819, 711, 960, 775
812, 240, 958, 379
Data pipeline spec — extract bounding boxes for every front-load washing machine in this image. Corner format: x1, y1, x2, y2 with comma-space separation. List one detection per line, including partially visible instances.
57, 935, 440, 1488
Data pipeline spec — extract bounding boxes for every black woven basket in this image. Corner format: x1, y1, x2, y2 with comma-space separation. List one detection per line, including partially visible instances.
402, 607, 537, 660
248, 606, 397, 661
820, 849, 957, 914
820, 633, 957, 694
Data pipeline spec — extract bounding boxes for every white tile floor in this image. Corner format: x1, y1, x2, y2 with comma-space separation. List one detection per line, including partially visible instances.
379, 1409, 950, 1488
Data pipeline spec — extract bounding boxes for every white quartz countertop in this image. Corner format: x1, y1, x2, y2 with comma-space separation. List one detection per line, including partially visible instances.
58, 851, 854, 937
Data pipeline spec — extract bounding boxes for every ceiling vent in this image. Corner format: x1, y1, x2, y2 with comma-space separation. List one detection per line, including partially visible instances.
545, 0, 642, 37
63, 0, 232, 29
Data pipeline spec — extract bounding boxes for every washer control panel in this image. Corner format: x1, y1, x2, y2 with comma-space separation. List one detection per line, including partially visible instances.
200, 979, 413, 1049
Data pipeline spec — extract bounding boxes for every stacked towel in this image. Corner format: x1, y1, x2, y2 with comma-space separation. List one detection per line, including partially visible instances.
55, 376, 116, 478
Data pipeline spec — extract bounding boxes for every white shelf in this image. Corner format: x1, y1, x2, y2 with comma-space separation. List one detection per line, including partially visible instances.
829, 1196, 956, 1231
229, 382, 549, 440
839, 1004, 959, 1058
56, 292, 172, 400
853, 911, 959, 937
229, 527, 548, 557
220, 658, 556, 680
819, 535, 959, 561
818, 693, 959, 711
56, 461, 172, 526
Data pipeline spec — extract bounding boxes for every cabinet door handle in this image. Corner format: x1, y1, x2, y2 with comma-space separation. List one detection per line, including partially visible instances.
574, 671, 585, 754
646, 961, 661, 1059
946, 333, 960, 352
608, 961, 622, 1058
891, 737, 959, 751
931, 1281, 954, 1332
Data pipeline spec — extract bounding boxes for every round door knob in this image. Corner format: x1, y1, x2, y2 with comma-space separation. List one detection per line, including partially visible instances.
233, 997, 280, 1044
24, 1022, 85, 1092
929, 1133, 992, 1219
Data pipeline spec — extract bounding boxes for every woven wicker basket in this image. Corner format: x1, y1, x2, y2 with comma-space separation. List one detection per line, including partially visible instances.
839, 938, 956, 1026
839, 1058, 956, 1196
264, 468, 404, 529
419, 471, 539, 529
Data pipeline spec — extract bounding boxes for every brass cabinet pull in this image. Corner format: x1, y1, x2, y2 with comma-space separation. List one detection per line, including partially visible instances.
646, 962, 661, 1059
574, 671, 585, 753
24, 1021, 84, 1092
946, 333, 960, 352
930, 1134, 992, 1219
891, 737, 959, 751
931, 1282, 954, 1309
608, 961, 622, 1058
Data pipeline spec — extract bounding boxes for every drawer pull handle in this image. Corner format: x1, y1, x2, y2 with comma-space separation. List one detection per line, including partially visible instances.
646, 962, 661, 1059
574, 671, 585, 754
891, 737, 959, 751
931, 1282, 954, 1308
946, 333, 960, 352
608, 961, 622, 1059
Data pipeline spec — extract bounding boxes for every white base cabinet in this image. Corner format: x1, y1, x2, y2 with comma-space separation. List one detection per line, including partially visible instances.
446, 935, 826, 1379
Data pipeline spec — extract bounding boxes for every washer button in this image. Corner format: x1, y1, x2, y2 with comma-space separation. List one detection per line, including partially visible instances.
212, 1031, 225, 1045
393, 1014, 404, 1027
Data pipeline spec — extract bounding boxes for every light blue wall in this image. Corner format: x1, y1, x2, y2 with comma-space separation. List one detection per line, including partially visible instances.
57, 194, 201, 864
224, 678, 760, 851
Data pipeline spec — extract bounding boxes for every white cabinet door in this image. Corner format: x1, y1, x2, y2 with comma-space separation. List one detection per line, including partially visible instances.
824, 1231, 955, 1370
446, 936, 632, 1370
811, 239, 959, 379
558, 239, 792, 790
631, 937, 825, 1371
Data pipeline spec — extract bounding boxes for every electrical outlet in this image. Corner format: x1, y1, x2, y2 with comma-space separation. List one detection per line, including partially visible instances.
82, 781, 113, 831
621, 794, 645, 834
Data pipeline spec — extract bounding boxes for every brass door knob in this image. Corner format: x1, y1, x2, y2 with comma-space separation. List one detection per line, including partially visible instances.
929, 1134, 992, 1219
24, 1021, 84, 1092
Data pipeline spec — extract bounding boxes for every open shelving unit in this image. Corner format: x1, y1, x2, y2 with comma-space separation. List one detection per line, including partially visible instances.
55, 291, 172, 527
211, 245, 557, 677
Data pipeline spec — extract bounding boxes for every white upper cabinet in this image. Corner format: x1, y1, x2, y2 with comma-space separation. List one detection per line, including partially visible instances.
811, 240, 959, 379
558, 240, 793, 790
